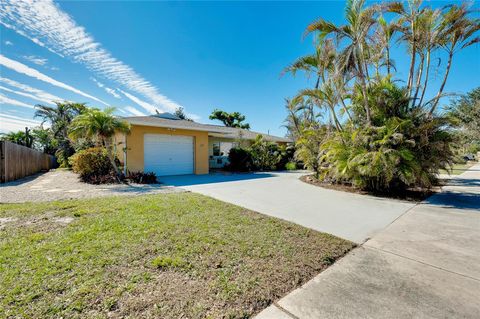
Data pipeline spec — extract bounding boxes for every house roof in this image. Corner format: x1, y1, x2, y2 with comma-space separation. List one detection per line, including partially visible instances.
122, 115, 292, 143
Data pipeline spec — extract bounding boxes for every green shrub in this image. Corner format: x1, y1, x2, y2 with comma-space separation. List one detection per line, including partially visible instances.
285, 162, 297, 170
275, 144, 296, 170
228, 147, 254, 171
319, 114, 453, 191
250, 135, 282, 170
69, 147, 116, 184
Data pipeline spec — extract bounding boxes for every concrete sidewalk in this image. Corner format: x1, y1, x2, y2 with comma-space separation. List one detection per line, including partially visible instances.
256, 163, 480, 319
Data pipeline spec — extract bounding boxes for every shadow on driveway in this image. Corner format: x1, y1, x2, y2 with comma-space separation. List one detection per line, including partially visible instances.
425, 191, 480, 211
159, 172, 277, 187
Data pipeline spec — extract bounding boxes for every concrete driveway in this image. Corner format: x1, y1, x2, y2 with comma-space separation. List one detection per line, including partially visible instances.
160, 171, 415, 243
256, 164, 480, 318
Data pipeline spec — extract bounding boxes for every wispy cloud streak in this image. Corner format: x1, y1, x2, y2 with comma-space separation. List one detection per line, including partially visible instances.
23, 55, 47, 66
118, 89, 157, 114
0, 0, 182, 113
92, 78, 121, 99
0, 93, 34, 108
0, 55, 107, 105
0, 112, 43, 132
125, 105, 146, 116
0, 78, 63, 105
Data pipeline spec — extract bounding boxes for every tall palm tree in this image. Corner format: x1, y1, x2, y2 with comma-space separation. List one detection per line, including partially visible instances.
283, 38, 336, 89
429, 3, 480, 114
386, 0, 423, 96
68, 107, 130, 180
416, 7, 443, 107
34, 102, 87, 166
305, 0, 379, 125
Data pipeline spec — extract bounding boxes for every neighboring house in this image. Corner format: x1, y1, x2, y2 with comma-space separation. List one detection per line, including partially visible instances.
115, 113, 291, 176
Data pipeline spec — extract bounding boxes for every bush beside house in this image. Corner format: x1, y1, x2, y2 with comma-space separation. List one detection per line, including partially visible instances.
69, 147, 117, 184
227, 135, 296, 172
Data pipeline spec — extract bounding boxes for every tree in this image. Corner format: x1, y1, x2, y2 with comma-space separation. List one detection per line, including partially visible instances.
31, 127, 57, 155
447, 87, 480, 153
0, 129, 32, 147
282, 0, 478, 192
174, 107, 192, 121
68, 107, 130, 181
305, 0, 380, 125
429, 4, 480, 114
209, 109, 250, 129
34, 102, 87, 166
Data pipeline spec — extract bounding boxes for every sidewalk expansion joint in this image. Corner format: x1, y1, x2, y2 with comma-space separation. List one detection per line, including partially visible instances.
364, 245, 480, 282
273, 302, 301, 319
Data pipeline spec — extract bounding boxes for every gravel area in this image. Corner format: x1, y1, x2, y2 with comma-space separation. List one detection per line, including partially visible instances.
0, 169, 184, 203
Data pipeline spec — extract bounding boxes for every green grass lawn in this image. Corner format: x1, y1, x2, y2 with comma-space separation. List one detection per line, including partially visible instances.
0, 193, 354, 318
439, 162, 475, 175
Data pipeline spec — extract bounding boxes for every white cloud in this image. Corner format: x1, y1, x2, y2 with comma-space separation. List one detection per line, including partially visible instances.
0, 54, 107, 106
118, 89, 157, 114
0, 113, 43, 132
105, 87, 121, 99
0, 85, 47, 104
0, 78, 63, 105
1, 0, 182, 113
116, 108, 127, 115
4, 40, 13, 46
124, 105, 146, 116
91, 77, 104, 88
0, 78, 63, 104
0, 93, 34, 108
23, 55, 47, 66
92, 77, 121, 99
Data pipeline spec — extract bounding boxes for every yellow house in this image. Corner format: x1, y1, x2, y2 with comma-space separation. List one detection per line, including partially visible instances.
115, 113, 291, 176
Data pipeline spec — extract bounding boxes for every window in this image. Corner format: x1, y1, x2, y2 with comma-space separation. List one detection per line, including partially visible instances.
212, 142, 220, 156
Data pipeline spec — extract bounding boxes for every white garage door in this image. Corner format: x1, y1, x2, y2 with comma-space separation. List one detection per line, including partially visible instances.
144, 134, 194, 176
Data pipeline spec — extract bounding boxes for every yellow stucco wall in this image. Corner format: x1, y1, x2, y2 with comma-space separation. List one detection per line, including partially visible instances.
120, 125, 209, 175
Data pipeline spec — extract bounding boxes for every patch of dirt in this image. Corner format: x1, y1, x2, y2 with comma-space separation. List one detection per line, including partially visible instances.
53, 217, 75, 225
301, 175, 439, 202
2, 212, 76, 232
0, 217, 18, 230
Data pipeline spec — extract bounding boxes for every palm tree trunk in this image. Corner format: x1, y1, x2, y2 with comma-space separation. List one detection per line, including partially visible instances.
104, 138, 123, 182
407, 22, 416, 95
354, 47, 371, 125
329, 106, 343, 132
386, 45, 391, 75
418, 49, 431, 107
339, 98, 353, 122
430, 50, 453, 115
412, 54, 425, 107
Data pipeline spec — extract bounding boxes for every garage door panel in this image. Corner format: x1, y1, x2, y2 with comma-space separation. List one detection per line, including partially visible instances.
144, 134, 194, 176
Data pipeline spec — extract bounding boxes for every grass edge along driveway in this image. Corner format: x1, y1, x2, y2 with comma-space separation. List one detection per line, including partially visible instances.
0, 193, 354, 318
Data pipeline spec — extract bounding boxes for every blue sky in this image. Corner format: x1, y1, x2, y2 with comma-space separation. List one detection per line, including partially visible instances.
1, 0, 479, 136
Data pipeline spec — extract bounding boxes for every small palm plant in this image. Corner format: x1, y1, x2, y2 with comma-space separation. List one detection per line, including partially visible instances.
69, 107, 130, 181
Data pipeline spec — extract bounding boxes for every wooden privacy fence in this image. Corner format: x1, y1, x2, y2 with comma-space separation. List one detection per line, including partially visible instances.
0, 141, 56, 183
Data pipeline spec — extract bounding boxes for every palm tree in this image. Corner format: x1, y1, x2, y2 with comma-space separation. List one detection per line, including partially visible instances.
429, 3, 480, 114
305, 0, 379, 125
416, 7, 443, 107
375, 15, 397, 76
68, 107, 130, 180
385, 0, 423, 96
0, 130, 32, 147
34, 102, 87, 166
283, 38, 336, 89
